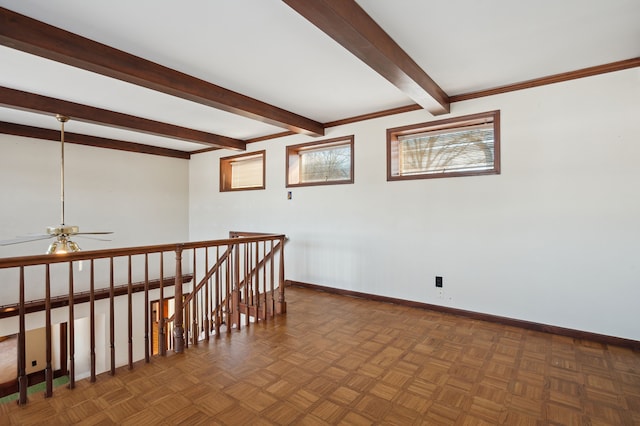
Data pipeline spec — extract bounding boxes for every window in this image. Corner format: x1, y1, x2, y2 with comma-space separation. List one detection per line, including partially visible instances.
220, 150, 265, 191
286, 136, 354, 187
387, 111, 500, 181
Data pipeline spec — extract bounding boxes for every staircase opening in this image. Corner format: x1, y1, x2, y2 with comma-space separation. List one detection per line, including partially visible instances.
150, 298, 174, 356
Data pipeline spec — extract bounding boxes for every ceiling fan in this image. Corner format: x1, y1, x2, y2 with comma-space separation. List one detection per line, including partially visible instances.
0, 114, 113, 254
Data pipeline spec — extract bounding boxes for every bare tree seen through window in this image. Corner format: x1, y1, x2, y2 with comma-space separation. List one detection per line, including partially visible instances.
400, 127, 494, 175
300, 145, 351, 183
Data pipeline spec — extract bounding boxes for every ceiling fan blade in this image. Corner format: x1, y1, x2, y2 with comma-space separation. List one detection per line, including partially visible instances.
76, 235, 112, 241
75, 231, 114, 235
0, 234, 54, 246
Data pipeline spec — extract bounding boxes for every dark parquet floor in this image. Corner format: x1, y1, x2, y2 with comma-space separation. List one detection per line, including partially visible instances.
1, 286, 639, 425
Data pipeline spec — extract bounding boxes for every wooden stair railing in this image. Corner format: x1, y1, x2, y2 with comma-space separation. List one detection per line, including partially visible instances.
0, 232, 286, 405
166, 232, 287, 347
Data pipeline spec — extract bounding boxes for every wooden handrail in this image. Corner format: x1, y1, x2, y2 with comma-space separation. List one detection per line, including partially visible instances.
0, 234, 286, 268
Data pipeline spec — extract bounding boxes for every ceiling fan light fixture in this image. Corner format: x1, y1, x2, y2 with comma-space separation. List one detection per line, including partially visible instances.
46, 237, 81, 255
46, 114, 82, 255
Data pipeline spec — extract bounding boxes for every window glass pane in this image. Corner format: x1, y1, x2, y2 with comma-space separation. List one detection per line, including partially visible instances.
398, 124, 494, 175
231, 155, 263, 188
299, 144, 351, 183
286, 136, 354, 187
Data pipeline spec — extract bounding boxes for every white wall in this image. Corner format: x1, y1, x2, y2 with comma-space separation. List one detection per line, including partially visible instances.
190, 68, 640, 341
0, 135, 190, 257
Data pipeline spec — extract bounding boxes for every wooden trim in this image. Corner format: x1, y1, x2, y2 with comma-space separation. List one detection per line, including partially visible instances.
0, 86, 244, 150
325, 104, 422, 129
285, 135, 355, 188
287, 280, 640, 351
190, 146, 220, 155
283, 0, 449, 115
450, 57, 640, 103
247, 131, 297, 144
0, 121, 191, 159
0, 7, 324, 137
0, 274, 193, 319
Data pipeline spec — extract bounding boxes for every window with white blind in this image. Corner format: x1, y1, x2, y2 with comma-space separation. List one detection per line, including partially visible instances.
220, 150, 265, 192
387, 111, 500, 181
286, 136, 354, 187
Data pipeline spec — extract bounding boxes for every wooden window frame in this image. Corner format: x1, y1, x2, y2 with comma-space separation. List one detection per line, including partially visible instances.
387, 111, 500, 181
286, 135, 355, 188
219, 150, 266, 192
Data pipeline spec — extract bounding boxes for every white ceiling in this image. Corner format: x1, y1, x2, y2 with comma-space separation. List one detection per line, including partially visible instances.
0, 0, 638, 153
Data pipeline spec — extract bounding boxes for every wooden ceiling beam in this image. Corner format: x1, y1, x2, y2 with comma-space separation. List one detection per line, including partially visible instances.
283, 0, 450, 115
0, 86, 245, 150
0, 7, 324, 137
0, 121, 191, 159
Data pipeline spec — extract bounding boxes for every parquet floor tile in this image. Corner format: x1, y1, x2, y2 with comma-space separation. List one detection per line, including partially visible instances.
2, 286, 639, 425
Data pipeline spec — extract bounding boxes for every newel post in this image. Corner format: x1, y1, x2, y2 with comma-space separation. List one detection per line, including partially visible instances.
174, 245, 185, 353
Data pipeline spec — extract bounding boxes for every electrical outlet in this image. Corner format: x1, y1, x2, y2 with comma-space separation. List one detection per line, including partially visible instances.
435, 276, 443, 288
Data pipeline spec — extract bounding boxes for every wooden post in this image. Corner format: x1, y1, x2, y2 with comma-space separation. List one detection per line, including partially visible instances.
144, 254, 150, 363
109, 257, 115, 375
192, 249, 198, 345
173, 245, 185, 353
226, 245, 232, 334
17, 267, 27, 405
234, 243, 241, 330
159, 253, 165, 356
68, 262, 75, 388
127, 255, 133, 369
205, 247, 211, 339
90, 260, 96, 381
244, 242, 250, 327
255, 241, 260, 322
270, 240, 275, 316
277, 237, 287, 314
45, 265, 52, 397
